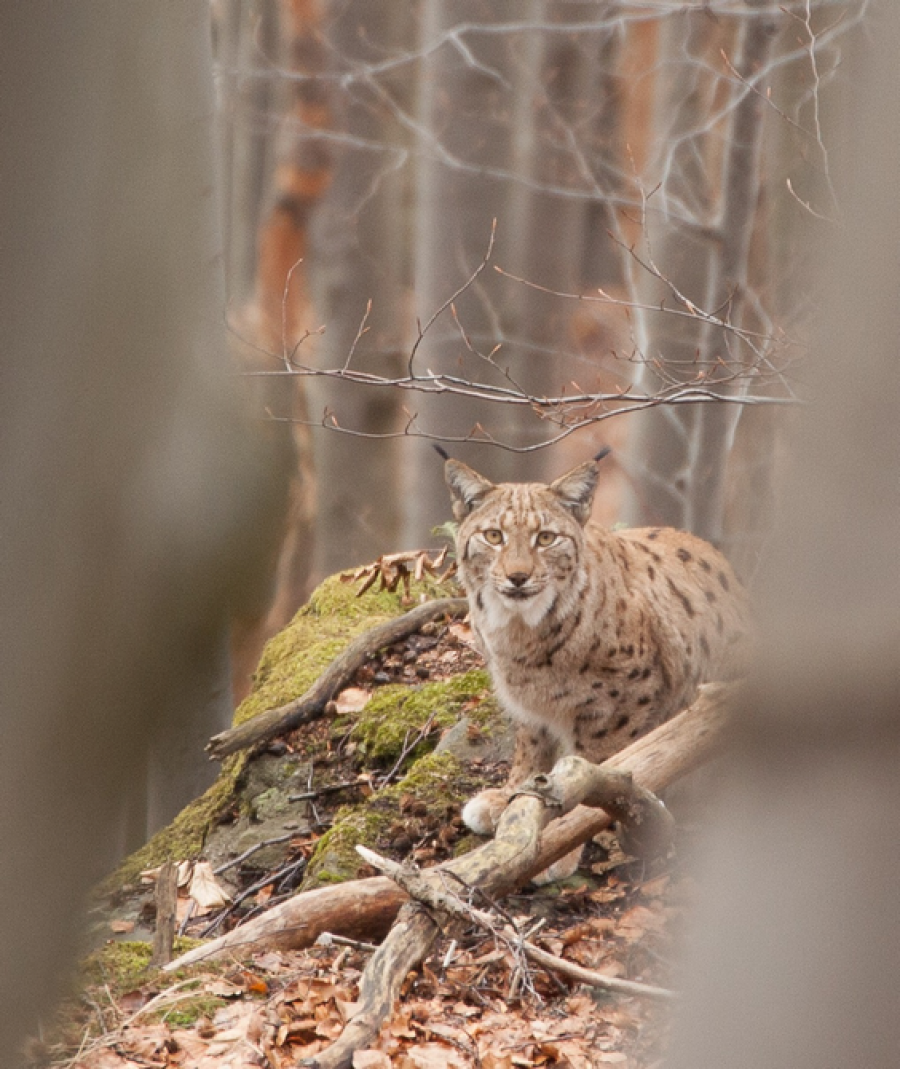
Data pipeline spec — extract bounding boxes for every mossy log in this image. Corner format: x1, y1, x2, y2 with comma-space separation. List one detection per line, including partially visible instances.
207, 596, 468, 760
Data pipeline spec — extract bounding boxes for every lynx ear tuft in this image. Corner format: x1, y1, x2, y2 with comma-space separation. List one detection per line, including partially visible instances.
444, 459, 496, 520
550, 460, 600, 525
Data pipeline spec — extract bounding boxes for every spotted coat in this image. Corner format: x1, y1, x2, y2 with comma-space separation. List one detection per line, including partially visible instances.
443, 456, 750, 838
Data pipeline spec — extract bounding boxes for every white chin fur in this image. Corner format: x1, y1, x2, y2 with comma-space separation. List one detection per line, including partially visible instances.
481, 584, 555, 630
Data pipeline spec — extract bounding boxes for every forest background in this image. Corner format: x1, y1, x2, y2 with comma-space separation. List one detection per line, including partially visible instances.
216, 0, 867, 703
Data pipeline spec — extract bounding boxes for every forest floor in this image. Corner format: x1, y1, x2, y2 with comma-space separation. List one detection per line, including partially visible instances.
29, 588, 701, 1069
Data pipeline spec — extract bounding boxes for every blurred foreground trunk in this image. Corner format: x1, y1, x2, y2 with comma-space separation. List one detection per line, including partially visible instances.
669, 6, 900, 1067
0, 2, 281, 1059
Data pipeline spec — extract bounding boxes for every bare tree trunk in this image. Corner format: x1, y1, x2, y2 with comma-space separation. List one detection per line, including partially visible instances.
501, 2, 622, 484
625, 4, 777, 546
401, 0, 525, 546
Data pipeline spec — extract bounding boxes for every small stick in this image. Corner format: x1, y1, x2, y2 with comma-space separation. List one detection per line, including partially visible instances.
357, 847, 676, 1003
150, 861, 178, 967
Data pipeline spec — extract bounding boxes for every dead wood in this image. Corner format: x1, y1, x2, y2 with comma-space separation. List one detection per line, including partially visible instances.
169, 682, 734, 985
358, 845, 677, 1003
150, 861, 178, 967
206, 596, 468, 760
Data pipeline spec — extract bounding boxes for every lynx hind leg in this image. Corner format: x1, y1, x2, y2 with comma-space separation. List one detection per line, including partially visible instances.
532, 845, 584, 885
462, 722, 560, 837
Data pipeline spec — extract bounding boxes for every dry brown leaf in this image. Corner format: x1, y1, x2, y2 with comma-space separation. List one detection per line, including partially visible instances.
188, 861, 232, 911
109, 919, 135, 934
72, 1051, 143, 1068
481, 1053, 514, 1069
353, 1052, 393, 1069
616, 905, 666, 943
400, 1042, 469, 1068
205, 978, 245, 999
334, 686, 372, 715
335, 998, 362, 1023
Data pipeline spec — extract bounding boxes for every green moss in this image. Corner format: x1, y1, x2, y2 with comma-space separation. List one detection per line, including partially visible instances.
351, 668, 491, 764
302, 751, 479, 889
234, 571, 456, 729
80, 940, 157, 993
102, 570, 460, 894
156, 995, 226, 1028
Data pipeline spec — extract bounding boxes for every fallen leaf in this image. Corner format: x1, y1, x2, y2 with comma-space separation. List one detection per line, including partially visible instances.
109, 919, 135, 934
334, 686, 372, 715
353, 1052, 392, 1069
188, 861, 232, 911
400, 1042, 469, 1068
205, 978, 245, 999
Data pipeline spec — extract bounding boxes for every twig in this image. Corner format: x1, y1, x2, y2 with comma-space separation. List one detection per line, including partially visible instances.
356, 846, 676, 1002
316, 931, 379, 953
289, 778, 371, 803
213, 832, 297, 875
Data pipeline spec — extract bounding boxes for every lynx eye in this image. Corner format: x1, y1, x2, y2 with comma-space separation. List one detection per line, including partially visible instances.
482, 528, 504, 546
536, 530, 557, 547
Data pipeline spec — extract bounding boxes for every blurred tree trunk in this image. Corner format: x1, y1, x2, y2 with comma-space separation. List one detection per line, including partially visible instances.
0, 2, 281, 1057
401, 0, 525, 546
669, 8, 900, 1066
307, 0, 411, 578
500, 2, 623, 484
220, 0, 328, 701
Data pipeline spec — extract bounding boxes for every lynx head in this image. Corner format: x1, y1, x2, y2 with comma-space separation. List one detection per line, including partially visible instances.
443, 453, 607, 629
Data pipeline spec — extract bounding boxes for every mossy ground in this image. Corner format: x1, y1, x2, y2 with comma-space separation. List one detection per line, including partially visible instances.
302, 751, 484, 888
104, 572, 460, 892
349, 668, 491, 764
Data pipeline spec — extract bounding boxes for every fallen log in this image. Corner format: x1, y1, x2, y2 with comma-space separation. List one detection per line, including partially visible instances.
206, 596, 468, 760
168, 682, 733, 975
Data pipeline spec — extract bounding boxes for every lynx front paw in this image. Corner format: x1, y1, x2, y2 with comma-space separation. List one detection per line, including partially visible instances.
461, 787, 512, 836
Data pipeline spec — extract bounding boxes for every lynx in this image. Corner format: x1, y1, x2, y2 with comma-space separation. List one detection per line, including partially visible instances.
443, 453, 749, 845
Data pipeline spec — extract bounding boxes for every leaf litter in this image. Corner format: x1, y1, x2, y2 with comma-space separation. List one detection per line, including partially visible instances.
32, 607, 697, 1069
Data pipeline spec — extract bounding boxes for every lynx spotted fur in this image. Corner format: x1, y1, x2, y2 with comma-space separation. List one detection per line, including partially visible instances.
444, 455, 749, 842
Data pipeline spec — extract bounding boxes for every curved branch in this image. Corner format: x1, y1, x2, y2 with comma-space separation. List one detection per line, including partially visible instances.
206, 596, 468, 760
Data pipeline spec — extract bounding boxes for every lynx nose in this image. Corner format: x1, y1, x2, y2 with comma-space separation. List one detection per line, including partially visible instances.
507, 571, 530, 587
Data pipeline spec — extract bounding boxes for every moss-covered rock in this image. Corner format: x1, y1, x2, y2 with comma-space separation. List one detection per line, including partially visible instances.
235, 572, 455, 729
302, 751, 482, 889
350, 669, 491, 765
105, 571, 459, 892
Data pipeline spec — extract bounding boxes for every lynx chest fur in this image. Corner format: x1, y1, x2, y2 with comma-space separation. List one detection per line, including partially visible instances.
444, 455, 749, 836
